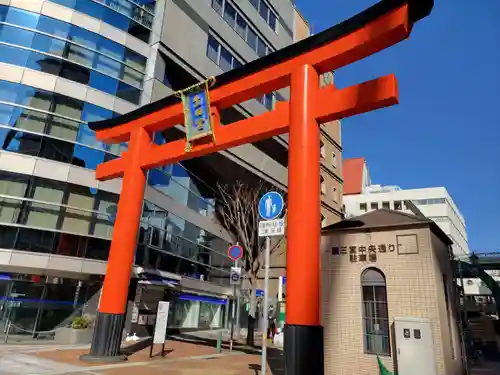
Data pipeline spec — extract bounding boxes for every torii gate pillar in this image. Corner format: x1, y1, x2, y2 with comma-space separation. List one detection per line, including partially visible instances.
285, 64, 324, 373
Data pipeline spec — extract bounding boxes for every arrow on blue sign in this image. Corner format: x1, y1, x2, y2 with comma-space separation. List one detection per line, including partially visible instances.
258, 192, 284, 220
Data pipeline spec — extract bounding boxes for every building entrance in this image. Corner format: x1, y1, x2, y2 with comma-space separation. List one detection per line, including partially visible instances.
0, 274, 101, 339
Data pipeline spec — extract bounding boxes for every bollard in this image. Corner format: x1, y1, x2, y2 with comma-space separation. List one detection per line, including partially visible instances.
216, 330, 223, 353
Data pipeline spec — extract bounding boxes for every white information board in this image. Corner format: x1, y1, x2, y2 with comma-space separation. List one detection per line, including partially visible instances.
230, 266, 242, 285
153, 301, 170, 344
131, 304, 139, 323
258, 219, 285, 237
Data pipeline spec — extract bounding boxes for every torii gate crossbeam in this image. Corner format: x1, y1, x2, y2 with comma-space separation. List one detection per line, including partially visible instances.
81, 1, 433, 373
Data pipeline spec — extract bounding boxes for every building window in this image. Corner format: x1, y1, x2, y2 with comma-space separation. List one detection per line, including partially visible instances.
246, 27, 258, 50
370, 202, 378, 210
219, 45, 233, 71
207, 34, 219, 63
259, 92, 274, 110
47, 0, 153, 42
320, 140, 325, 159
223, 2, 237, 28
0, 9, 147, 104
248, 0, 278, 33
333, 187, 338, 203
360, 203, 367, 212
212, 0, 223, 14
361, 268, 390, 355
332, 152, 337, 168
320, 175, 326, 195
382, 202, 390, 209
413, 198, 446, 205
211, 0, 274, 55
268, 11, 277, 31
257, 37, 267, 57
235, 13, 247, 39
394, 201, 402, 210
206, 34, 242, 72
321, 213, 326, 227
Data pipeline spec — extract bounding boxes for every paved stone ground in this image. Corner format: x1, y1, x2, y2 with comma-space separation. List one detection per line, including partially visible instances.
0, 340, 498, 375
0, 344, 86, 375
0, 338, 283, 375
93, 352, 283, 375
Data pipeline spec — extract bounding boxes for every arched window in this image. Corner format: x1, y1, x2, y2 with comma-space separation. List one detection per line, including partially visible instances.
361, 268, 390, 355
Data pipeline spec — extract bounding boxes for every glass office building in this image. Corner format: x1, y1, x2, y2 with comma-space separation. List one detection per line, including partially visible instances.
0, 0, 297, 337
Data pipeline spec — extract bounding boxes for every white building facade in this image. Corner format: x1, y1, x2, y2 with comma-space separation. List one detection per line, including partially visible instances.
461, 270, 500, 296
344, 185, 469, 257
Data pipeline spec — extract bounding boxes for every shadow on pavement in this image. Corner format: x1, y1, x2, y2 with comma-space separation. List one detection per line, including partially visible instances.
267, 347, 284, 375
121, 337, 175, 358
248, 363, 261, 374
168, 333, 262, 355
121, 337, 153, 356
470, 360, 500, 375
247, 347, 284, 375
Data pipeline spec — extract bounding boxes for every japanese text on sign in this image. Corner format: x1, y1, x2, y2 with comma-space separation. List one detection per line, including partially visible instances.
331, 244, 401, 262
153, 301, 170, 344
186, 91, 211, 138
258, 219, 285, 237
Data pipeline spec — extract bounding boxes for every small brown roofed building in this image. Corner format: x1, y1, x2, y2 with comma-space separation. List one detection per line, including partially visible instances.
320, 209, 464, 375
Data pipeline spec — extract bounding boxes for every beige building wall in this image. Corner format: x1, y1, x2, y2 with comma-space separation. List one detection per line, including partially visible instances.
293, 7, 310, 42
320, 72, 343, 226
321, 226, 463, 375
320, 76, 343, 225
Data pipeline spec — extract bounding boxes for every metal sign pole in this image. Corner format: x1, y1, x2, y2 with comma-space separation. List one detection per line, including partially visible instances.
257, 191, 284, 375
261, 235, 271, 375
228, 243, 243, 352
230, 258, 238, 352
235, 286, 240, 339
149, 305, 157, 358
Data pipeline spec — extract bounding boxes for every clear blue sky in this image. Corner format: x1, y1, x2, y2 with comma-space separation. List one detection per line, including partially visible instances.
295, 0, 499, 253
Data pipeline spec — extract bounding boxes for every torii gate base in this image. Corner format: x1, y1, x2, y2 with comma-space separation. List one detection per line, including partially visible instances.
80, 1, 433, 373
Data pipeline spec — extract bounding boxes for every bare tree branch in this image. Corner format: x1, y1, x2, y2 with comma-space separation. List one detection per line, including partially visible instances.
216, 181, 287, 304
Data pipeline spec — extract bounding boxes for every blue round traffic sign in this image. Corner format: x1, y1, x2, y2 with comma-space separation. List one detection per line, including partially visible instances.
258, 192, 284, 220
228, 245, 243, 261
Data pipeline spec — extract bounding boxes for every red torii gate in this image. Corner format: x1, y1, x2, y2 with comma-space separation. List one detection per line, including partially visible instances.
82, 0, 433, 372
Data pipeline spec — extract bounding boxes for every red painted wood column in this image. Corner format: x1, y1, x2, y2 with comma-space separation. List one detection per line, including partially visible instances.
284, 63, 323, 375
83, 127, 151, 362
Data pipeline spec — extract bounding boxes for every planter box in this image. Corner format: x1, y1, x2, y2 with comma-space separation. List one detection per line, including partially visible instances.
54, 327, 94, 345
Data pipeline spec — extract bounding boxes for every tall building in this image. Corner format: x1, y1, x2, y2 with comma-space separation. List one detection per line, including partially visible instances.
0, 0, 303, 335
342, 157, 469, 256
